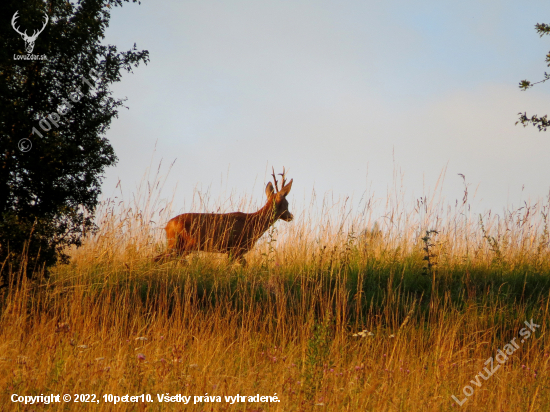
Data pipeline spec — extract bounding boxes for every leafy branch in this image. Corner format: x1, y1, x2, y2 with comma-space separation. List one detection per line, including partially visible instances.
517, 23, 550, 131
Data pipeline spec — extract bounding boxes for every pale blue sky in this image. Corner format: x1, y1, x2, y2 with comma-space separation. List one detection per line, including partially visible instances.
101, 0, 550, 220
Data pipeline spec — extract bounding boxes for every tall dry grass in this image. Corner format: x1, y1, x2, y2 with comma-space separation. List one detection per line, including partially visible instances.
1, 168, 549, 411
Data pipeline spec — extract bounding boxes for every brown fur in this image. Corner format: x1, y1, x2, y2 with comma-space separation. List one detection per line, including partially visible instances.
154, 178, 293, 265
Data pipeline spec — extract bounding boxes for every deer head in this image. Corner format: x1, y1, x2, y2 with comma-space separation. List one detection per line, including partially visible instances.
266, 167, 293, 222
12, 11, 48, 54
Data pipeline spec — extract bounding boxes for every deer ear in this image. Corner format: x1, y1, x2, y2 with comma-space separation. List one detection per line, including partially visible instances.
278, 179, 293, 197
266, 181, 275, 197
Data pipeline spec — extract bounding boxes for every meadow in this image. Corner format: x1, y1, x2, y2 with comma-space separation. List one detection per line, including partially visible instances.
1, 170, 549, 411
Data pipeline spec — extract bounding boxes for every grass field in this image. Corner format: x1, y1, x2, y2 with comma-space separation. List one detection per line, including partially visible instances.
1, 176, 549, 411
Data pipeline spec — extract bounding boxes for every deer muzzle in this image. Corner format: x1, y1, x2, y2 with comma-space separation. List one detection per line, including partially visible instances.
281, 211, 293, 222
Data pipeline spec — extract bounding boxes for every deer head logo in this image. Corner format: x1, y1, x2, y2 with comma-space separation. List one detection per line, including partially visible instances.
11, 11, 48, 54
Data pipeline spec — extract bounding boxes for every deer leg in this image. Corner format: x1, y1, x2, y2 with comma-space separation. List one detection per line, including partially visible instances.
155, 231, 192, 263
153, 252, 168, 263
153, 234, 174, 262
154, 229, 177, 262
237, 255, 247, 267
228, 249, 247, 266
173, 233, 198, 264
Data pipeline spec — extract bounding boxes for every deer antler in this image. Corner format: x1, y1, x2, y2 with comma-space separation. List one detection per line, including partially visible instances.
271, 166, 280, 192
279, 166, 287, 189
31, 14, 49, 40
270, 167, 289, 193
11, 11, 48, 40
11, 11, 26, 37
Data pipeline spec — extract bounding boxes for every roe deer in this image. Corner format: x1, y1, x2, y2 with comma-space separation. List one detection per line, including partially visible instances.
154, 168, 293, 265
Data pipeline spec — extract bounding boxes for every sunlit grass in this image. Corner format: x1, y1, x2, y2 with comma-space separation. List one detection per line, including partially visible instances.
1, 169, 549, 411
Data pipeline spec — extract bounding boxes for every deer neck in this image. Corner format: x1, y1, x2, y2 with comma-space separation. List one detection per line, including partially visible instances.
250, 198, 277, 233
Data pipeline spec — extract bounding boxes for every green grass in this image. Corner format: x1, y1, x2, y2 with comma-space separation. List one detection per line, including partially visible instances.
1, 179, 550, 411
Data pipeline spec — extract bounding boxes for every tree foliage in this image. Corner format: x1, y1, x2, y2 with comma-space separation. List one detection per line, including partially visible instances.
0, 0, 149, 282
517, 23, 550, 131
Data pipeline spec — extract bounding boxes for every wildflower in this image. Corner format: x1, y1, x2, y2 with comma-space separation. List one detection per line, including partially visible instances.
389, 334, 395, 338
137, 353, 146, 361
352, 329, 371, 338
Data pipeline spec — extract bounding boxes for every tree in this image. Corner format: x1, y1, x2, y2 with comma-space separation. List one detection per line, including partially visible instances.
517, 23, 550, 131
0, 0, 149, 283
